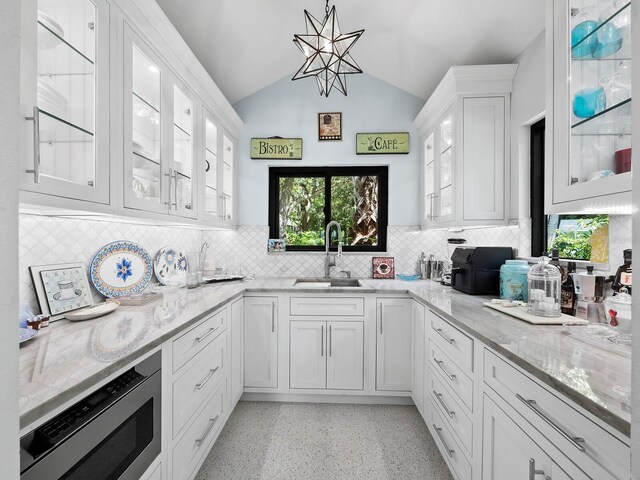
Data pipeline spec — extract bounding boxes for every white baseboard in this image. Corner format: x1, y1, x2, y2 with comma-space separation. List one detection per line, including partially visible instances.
240, 392, 415, 406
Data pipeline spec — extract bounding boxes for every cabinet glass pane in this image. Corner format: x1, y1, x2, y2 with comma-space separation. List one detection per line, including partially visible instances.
440, 185, 453, 217
440, 114, 453, 153
440, 148, 452, 187
424, 134, 435, 221
222, 133, 233, 220
173, 85, 193, 210
36, 0, 96, 187
131, 45, 161, 203
568, 0, 632, 186
205, 118, 218, 216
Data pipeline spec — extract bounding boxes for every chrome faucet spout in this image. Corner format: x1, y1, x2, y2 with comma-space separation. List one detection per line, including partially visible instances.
324, 221, 342, 278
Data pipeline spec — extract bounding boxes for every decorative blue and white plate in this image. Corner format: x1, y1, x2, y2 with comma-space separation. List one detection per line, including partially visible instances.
153, 246, 187, 286
19, 327, 38, 344
90, 241, 153, 298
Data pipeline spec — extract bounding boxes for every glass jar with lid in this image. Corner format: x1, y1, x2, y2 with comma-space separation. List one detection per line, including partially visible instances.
528, 256, 562, 317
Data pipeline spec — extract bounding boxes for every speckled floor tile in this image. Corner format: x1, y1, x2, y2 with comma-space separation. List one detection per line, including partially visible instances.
194, 402, 454, 480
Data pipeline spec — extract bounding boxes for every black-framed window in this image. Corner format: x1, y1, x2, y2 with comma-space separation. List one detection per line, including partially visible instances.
268, 166, 388, 252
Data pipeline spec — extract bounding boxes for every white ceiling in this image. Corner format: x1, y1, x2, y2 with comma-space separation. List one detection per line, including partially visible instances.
156, 0, 545, 104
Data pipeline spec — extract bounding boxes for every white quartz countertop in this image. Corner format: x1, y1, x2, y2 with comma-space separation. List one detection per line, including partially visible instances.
19, 277, 631, 436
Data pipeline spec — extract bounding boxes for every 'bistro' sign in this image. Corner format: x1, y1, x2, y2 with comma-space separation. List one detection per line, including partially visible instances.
356, 132, 410, 155
251, 137, 303, 160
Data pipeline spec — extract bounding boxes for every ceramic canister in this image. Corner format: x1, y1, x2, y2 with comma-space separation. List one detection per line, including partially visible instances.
499, 260, 529, 302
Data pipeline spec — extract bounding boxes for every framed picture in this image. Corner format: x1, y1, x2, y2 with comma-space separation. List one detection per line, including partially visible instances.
30, 262, 94, 320
372, 257, 395, 279
356, 132, 410, 155
251, 138, 303, 160
318, 112, 342, 141
267, 239, 286, 252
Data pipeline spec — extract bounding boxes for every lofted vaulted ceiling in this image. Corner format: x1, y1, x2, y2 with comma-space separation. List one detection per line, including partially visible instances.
156, 0, 545, 104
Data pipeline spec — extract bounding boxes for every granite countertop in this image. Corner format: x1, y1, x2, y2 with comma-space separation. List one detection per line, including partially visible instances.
19, 277, 631, 437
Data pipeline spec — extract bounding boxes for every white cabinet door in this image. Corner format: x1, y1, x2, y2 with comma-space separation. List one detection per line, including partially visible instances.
244, 297, 278, 388
483, 394, 553, 480
376, 298, 412, 391
423, 131, 437, 227
327, 321, 364, 391
436, 109, 456, 225
290, 321, 326, 389
230, 298, 244, 405
411, 302, 426, 414
462, 96, 506, 221
220, 131, 235, 224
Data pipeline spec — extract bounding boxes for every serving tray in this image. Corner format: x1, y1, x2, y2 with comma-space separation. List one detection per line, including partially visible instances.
483, 302, 589, 325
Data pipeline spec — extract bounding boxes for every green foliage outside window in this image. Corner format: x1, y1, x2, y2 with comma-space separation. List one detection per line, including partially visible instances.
547, 214, 608, 260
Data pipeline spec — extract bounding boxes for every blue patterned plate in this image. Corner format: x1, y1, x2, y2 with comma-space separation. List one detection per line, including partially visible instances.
153, 246, 187, 286
19, 327, 38, 344
90, 241, 153, 298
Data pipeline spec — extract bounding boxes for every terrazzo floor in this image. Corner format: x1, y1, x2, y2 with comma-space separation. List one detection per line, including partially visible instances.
195, 401, 454, 480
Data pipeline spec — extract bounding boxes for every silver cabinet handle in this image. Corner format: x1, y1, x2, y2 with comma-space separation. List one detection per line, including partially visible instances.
433, 390, 455, 418
379, 303, 383, 335
433, 424, 454, 458
528, 458, 550, 480
173, 169, 178, 210
429, 194, 434, 221
433, 356, 456, 381
195, 326, 219, 343
434, 327, 455, 344
195, 415, 219, 447
321, 324, 324, 357
25, 106, 41, 183
271, 302, 275, 333
196, 366, 220, 390
516, 394, 585, 452
329, 325, 332, 357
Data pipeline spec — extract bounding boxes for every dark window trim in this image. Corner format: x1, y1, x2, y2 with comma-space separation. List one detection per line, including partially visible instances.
268, 166, 388, 252
530, 118, 546, 256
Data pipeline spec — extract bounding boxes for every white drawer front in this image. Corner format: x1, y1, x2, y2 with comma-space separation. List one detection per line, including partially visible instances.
290, 296, 364, 316
428, 366, 473, 456
428, 341, 473, 412
172, 381, 226, 480
428, 400, 472, 480
484, 349, 630, 480
173, 309, 226, 372
173, 334, 226, 437
429, 310, 473, 373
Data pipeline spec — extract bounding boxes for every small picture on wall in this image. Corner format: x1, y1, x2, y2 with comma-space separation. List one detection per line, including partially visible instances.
318, 112, 342, 141
268, 239, 286, 253
372, 257, 395, 279
30, 262, 94, 320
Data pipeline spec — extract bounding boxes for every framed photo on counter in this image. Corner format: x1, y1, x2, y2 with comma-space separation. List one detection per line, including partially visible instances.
30, 262, 94, 320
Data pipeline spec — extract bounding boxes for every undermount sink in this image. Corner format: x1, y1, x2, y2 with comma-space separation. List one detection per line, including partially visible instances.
294, 278, 362, 288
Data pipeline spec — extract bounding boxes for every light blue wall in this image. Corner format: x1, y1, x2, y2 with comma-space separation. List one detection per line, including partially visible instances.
233, 73, 426, 225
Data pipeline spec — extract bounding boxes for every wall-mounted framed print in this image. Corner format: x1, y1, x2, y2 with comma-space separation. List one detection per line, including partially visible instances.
356, 132, 410, 155
318, 112, 342, 141
29, 262, 94, 320
251, 138, 303, 160
372, 257, 395, 279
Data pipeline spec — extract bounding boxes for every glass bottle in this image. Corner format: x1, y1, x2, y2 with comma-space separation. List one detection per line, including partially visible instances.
528, 256, 562, 317
612, 249, 632, 295
561, 262, 577, 315
550, 249, 567, 282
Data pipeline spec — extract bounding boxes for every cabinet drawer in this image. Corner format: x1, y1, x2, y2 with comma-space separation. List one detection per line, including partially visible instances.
173, 309, 226, 372
172, 381, 226, 480
290, 297, 364, 316
428, 341, 473, 412
173, 333, 226, 437
428, 401, 472, 480
427, 366, 473, 456
484, 349, 630, 480
429, 310, 473, 372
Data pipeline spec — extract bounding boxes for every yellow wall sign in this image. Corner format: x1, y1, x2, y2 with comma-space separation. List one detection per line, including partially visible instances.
251, 138, 303, 160
356, 132, 410, 155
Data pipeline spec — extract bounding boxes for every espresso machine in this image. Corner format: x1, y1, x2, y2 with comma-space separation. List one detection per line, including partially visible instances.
572, 266, 606, 322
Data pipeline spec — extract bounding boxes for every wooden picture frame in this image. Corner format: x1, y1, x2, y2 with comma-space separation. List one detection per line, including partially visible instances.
318, 112, 342, 141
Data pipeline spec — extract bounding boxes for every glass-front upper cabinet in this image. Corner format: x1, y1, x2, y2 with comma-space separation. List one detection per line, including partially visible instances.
202, 111, 219, 221
423, 132, 436, 225
550, 0, 632, 210
20, 0, 110, 204
437, 111, 455, 223
221, 132, 235, 223
171, 82, 196, 217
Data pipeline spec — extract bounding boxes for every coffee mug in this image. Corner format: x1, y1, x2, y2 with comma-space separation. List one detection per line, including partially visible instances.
58, 280, 76, 300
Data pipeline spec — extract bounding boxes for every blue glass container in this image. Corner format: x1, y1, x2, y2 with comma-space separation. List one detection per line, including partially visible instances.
500, 260, 530, 302
573, 87, 606, 118
571, 20, 598, 58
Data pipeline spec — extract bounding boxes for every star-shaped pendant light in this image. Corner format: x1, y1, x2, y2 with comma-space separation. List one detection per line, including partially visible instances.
292, 0, 364, 97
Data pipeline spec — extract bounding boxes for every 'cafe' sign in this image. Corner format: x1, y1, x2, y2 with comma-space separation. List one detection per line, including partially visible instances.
356, 132, 410, 155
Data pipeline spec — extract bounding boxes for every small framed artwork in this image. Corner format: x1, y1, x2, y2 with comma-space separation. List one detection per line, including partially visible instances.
267, 239, 286, 252
251, 138, 303, 160
30, 262, 94, 320
318, 112, 342, 141
372, 257, 395, 279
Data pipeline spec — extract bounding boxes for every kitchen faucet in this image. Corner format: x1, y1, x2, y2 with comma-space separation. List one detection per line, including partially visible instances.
324, 221, 343, 278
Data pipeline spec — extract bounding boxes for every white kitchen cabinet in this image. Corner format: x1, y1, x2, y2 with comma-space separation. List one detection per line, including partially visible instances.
411, 301, 426, 416
414, 65, 516, 229
244, 297, 278, 388
20, 0, 111, 205
290, 321, 326, 389
327, 321, 364, 390
230, 297, 244, 406
376, 298, 412, 392
220, 131, 235, 224
546, 0, 632, 213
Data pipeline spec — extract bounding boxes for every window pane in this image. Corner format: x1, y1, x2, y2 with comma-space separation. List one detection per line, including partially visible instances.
546, 215, 609, 261
331, 176, 379, 247
279, 177, 325, 246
